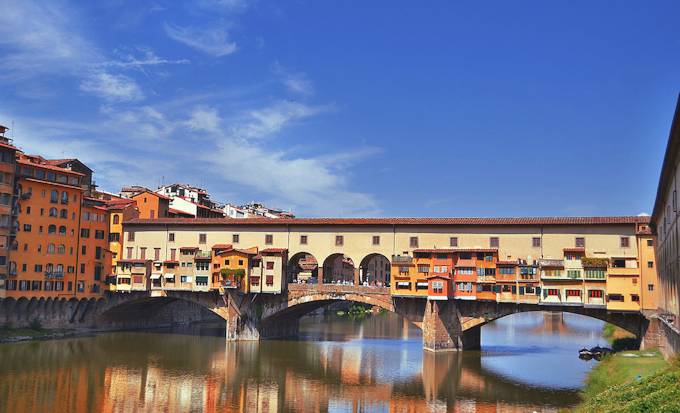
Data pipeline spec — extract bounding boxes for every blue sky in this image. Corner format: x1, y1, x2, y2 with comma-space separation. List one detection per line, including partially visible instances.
0, 1, 678, 217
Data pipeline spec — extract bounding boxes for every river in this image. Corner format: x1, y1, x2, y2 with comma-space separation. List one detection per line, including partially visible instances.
0, 311, 609, 412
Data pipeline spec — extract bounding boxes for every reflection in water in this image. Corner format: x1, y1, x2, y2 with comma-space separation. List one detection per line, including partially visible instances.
0, 312, 605, 412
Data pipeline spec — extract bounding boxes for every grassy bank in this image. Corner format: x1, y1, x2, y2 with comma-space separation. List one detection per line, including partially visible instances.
0, 323, 78, 343
578, 350, 680, 412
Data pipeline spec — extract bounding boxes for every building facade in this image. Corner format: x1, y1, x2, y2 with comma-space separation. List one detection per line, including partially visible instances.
0, 126, 17, 298
119, 217, 657, 312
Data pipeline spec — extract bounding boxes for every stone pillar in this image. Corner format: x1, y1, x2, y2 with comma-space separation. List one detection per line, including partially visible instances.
422, 299, 480, 351
317, 267, 324, 284
224, 293, 260, 341
354, 268, 360, 285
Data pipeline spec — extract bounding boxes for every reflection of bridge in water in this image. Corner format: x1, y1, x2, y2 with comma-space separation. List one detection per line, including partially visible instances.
0, 326, 582, 412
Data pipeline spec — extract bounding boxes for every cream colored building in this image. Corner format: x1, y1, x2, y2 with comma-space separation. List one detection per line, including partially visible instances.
122, 217, 655, 310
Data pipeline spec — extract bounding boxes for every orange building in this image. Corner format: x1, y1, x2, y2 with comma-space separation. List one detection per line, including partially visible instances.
454, 250, 478, 300
7, 154, 84, 298
130, 189, 170, 219
0, 127, 16, 297
211, 244, 258, 292
77, 198, 110, 297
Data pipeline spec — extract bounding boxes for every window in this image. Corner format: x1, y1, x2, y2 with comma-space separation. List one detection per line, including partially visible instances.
57, 244, 65, 254
648, 284, 655, 291
532, 237, 541, 248
566, 289, 581, 297
647, 239, 654, 247
113, 215, 120, 224
58, 226, 66, 235
266, 275, 274, 286
80, 228, 90, 238
49, 207, 58, 217
265, 234, 273, 245
126, 247, 133, 259
648, 261, 654, 268
50, 190, 58, 203
80, 263, 85, 274
60, 209, 68, 219
631, 294, 640, 302
266, 261, 275, 270
168, 232, 175, 242
139, 247, 146, 260
432, 281, 444, 294
490, 237, 499, 248
232, 234, 239, 243
410, 237, 418, 248
238, 259, 244, 266
23, 224, 31, 232
372, 235, 380, 246
199, 233, 207, 244
335, 235, 343, 246
575, 237, 585, 248
300, 235, 308, 245
418, 264, 429, 273
620, 237, 630, 248
608, 293, 624, 302
128, 231, 135, 241
95, 230, 105, 239
450, 237, 458, 247
154, 248, 160, 261
170, 249, 176, 260
34, 264, 43, 272
81, 245, 87, 255
109, 233, 120, 242
48, 225, 57, 234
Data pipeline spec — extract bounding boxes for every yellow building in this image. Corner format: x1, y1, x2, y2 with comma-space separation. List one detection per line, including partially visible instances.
250, 248, 288, 294
211, 244, 258, 293
105, 198, 138, 291
636, 223, 658, 312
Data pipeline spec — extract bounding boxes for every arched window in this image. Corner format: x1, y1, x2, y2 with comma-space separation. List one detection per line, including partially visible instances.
49, 207, 58, 217
46, 263, 53, 273
47, 244, 55, 254
113, 215, 120, 225
48, 225, 56, 234
61, 191, 69, 204
50, 190, 58, 203
57, 244, 65, 254
58, 225, 66, 235
56, 264, 63, 274
9, 261, 16, 275
60, 209, 68, 219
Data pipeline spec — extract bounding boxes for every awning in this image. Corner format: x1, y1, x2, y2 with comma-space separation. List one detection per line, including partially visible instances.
150, 273, 162, 280
117, 274, 131, 278
397, 282, 410, 287
164, 273, 175, 279
416, 282, 428, 287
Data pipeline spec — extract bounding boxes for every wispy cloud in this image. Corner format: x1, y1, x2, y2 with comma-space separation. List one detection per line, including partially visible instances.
164, 23, 237, 57
103, 48, 190, 70
230, 101, 328, 141
273, 62, 314, 96
80, 72, 144, 102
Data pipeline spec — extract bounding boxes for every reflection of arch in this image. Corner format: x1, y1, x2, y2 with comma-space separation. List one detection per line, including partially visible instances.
359, 253, 391, 287
287, 252, 319, 284
322, 253, 355, 284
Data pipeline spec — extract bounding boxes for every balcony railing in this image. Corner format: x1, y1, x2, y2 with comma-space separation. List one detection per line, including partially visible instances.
45, 271, 64, 279
194, 250, 212, 260
538, 259, 564, 267
392, 255, 413, 264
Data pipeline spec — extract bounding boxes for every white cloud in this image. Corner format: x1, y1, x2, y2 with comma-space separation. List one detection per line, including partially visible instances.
185, 106, 221, 133
80, 72, 144, 102
273, 63, 314, 96
231, 101, 326, 140
104, 48, 190, 70
164, 23, 237, 57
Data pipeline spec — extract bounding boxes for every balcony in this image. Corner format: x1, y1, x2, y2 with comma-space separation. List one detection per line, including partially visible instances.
392, 255, 413, 264
194, 250, 212, 260
44, 271, 64, 279
477, 275, 496, 283
538, 259, 564, 268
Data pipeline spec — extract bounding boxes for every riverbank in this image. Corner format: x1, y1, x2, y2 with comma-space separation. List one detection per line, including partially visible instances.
0, 326, 83, 343
578, 350, 680, 412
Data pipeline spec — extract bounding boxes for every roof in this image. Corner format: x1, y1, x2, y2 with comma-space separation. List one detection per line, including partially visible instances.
168, 208, 195, 217
496, 260, 519, 266
17, 157, 85, 176
652, 94, 680, 225
211, 243, 233, 250
131, 189, 172, 201
179, 246, 199, 250
124, 216, 650, 227
45, 158, 93, 173
260, 248, 288, 254
117, 259, 150, 264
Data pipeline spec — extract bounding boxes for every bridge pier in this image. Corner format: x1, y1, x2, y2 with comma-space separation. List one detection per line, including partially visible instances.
422, 300, 480, 351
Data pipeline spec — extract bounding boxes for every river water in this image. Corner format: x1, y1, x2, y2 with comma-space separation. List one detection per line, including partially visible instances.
0, 311, 608, 412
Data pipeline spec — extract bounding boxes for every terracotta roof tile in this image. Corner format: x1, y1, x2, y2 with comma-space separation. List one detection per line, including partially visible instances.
125, 216, 650, 226
260, 248, 288, 254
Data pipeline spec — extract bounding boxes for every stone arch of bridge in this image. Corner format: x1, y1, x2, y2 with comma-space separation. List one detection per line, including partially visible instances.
358, 253, 391, 287
457, 304, 647, 337
287, 251, 319, 284
321, 253, 356, 285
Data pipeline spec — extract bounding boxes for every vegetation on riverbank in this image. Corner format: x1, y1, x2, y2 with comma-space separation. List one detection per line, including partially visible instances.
578, 350, 680, 412
0, 321, 78, 343
602, 323, 640, 351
